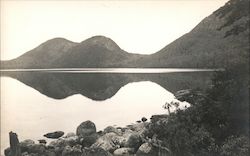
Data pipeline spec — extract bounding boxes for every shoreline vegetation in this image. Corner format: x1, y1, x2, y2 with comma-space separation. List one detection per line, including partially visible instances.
4, 67, 249, 156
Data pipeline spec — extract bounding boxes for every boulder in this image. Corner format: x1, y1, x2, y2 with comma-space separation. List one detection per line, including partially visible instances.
48, 136, 79, 155
44, 131, 64, 139
103, 126, 121, 135
65, 132, 76, 138
49, 136, 79, 147
49, 139, 66, 148
48, 139, 68, 155
136, 143, 158, 156
126, 123, 147, 133
7, 132, 21, 156
80, 133, 98, 147
20, 139, 35, 152
141, 117, 148, 122
38, 139, 47, 144
124, 133, 142, 150
75, 121, 99, 148
20, 139, 35, 146
62, 145, 82, 156
64, 135, 79, 146
76, 120, 96, 138
113, 147, 135, 155
91, 132, 125, 152
26, 143, 47, 154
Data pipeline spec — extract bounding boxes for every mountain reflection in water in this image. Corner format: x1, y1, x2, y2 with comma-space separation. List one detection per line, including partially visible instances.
1, 70, 214, 100
0, 69, 216, 155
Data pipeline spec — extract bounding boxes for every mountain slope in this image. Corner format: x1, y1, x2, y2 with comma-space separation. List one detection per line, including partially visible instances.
1, 0, 249, 69
1, 38, 78, 68
145, 0, 249, 68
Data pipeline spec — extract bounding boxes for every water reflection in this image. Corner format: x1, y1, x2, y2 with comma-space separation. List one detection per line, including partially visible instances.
1, 78, 186, 154
1, 71, 214, 100
0, 71, 214, 154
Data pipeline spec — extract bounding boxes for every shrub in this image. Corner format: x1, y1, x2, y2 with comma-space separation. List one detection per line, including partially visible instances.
220, 135, 250, 156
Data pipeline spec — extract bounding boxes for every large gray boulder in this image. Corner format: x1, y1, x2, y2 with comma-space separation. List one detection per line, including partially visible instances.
48, 136, 79, 155
76, 121, 98, 147
76, 121, 96, 138
91, 132, 125, 152
121, 128, 143, 150
136, 143, 158, 156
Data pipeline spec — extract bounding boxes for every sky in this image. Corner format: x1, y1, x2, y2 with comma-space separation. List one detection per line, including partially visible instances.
0, 0, 228, 60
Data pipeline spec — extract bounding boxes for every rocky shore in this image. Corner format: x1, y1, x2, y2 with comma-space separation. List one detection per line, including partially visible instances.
4, 116, 170, 156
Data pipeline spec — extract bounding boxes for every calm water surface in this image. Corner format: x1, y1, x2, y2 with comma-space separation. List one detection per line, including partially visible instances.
0, 68, 216, 154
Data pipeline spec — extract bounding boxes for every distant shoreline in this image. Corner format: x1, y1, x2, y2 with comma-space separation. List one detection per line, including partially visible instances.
0, 68, 224, 73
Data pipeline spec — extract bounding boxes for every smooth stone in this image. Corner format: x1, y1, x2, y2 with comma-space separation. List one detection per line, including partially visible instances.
76, 120, 96, 138
44, 131, 64, 139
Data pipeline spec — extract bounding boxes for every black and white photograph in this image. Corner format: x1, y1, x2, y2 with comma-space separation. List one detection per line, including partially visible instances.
0, 0, 249, 155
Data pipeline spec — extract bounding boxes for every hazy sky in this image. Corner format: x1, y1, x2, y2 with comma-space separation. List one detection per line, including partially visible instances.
1, 0, 228, 60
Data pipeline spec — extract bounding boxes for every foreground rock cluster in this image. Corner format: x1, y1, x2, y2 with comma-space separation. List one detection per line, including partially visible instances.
5, 117, 170, 156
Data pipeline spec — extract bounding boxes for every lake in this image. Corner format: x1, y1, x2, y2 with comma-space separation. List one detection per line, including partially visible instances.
0, 68, 216, 154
